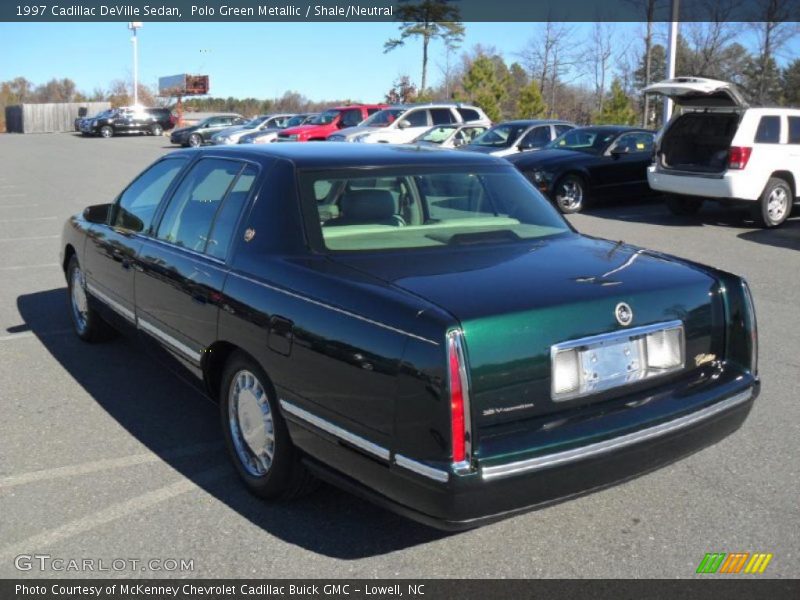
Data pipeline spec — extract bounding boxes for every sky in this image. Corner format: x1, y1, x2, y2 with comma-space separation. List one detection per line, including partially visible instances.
0, 22, 790, 102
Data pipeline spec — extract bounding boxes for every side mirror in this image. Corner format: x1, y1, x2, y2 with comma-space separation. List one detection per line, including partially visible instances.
83, 203, 112, 225
397, 120, 411, 130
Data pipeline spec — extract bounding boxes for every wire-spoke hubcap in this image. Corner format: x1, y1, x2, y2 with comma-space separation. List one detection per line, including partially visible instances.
767, 187, 789, 222
557, 180, 583, 210
229, 370, 275, 477
70, 267, 88, 333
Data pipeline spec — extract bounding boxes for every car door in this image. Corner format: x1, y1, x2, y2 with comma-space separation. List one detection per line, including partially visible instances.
517, 125, 552, 153
599, 132, 656, 197
395, 108, 431, 142
135, 157, 260, 378
83, 157, 188, 329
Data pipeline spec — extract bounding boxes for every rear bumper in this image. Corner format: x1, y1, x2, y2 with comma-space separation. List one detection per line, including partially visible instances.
287, 369, 758, 531
647, 167, 762, 201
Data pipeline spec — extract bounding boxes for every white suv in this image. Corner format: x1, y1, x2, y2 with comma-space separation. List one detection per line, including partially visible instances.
646, 77, 799, 227
327, 103, 491, 144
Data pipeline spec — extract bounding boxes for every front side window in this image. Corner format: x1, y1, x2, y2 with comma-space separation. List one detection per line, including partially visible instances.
402, 109, 429, 127
112, 159, 186, 233
519, 126, 551, 149
609, 132, 655, 154
340, 109, 364, 128
156, 159, 242, 253
301, 167, 569, 252
755, 115, 781, 144
315, 109, 340, 125
546, 128, 618, 154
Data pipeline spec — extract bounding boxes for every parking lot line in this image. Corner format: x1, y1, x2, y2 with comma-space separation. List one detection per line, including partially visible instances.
0, 329, 72, 343
0, 216, 57, 223
0, 441, 224, 490
0, 263, 58, 271
0, 235, 59, 243
0, 464, 230, 562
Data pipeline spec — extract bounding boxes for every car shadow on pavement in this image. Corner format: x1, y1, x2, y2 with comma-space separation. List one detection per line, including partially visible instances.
737, 218, 800, 251
16, 288, 449, 559
584, 199, 758, 229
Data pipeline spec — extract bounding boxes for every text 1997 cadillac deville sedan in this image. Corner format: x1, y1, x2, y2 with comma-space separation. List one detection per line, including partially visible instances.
61, 143, 759, 530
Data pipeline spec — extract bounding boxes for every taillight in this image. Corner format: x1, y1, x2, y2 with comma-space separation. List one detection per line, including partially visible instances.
728, 146, 752, 169
447, 330, 471, 467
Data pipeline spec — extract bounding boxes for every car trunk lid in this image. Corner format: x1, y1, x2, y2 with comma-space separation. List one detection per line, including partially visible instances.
334, 235, 724, 430
644, 77, 749, 108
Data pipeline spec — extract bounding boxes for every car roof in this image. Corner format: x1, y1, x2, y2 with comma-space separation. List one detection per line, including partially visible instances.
569, 125, 653, 134
494, 119, 572, 126
172, 142, 510, 169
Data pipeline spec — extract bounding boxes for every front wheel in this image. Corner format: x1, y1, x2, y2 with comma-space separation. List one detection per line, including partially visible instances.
150, 124, 163, 136
67, 256, 114, 342
187, 133, 202, 148
553, 174, 587, 214
753, 177, 792, 228
665, 195, 703, 216
220, 353, 317, 500
99, 126, 113, 138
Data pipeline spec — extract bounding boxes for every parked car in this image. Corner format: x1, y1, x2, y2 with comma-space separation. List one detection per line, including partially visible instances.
81, 106, 176, 138
276, 105, 386, 142
75, 110, 108, 134
239, 114, 318, 144
169, 114, 247, 147
645, 76, 800, 227
327, 103, 491, 143
211, 114, 295, 145
508, 126, 657, 213
61, 143, 758, 530
460, 120, 575, 157
411, 123, 489, 148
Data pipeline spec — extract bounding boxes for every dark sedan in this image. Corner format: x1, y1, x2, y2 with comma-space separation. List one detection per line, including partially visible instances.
169, 114, 246, 147
60, 144, 758, 530
508, 126, 657, 213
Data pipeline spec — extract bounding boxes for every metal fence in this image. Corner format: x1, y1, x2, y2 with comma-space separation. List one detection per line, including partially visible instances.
4, 102, 111, 133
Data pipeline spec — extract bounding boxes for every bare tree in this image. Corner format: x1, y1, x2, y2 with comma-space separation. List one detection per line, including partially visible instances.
584, 22, 615, 114
748, 0, 799, 104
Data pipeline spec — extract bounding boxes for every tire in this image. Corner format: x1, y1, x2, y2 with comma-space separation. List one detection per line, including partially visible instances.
753, 177, 792, 228
66, 256, 114, 342
150, 123, 163, 137
665, 194, 703, 216
553, 174, 588, 214
99, 126, 113, 139
220, 352, 317, 500
188, 133, 202, 148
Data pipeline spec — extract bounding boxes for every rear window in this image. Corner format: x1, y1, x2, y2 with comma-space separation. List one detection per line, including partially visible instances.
788, 117, 800, 144
457, 108, 481, 122
755, 116, 781, 144
299, 167, 569, 252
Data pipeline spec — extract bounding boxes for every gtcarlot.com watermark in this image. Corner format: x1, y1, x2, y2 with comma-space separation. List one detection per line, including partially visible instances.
14, 553, 194, 573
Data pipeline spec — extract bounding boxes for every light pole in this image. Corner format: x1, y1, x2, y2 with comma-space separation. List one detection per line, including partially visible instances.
128, 22, 142, 106
663, 0, 679, 125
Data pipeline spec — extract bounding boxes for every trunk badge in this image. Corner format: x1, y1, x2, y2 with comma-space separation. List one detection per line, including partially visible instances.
615, 302, 633, 326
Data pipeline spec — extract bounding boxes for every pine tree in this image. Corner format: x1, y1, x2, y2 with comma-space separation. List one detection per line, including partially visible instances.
594, 79, 637, 125
515, 80, 547, 119
461, 55, 507, 122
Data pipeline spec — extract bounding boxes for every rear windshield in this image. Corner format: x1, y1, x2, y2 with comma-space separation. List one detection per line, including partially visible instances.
546, 128, 618, 154
471, 123, 529, 148
299, 167, 569, 252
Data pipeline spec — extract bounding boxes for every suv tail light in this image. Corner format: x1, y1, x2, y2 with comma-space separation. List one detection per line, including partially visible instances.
447, 331, 471, 468
728, 146, 752, 169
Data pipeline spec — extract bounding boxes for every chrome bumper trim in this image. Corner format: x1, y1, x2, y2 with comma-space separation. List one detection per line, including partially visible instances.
481, 388, 754, 481
279, 400, 390, 461
394, 454, 450, 483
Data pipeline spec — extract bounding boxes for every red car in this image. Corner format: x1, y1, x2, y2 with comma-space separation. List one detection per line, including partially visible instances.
277, 104, 386, 142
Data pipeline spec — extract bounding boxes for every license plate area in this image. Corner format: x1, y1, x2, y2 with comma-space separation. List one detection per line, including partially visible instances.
551, 320, 685, 402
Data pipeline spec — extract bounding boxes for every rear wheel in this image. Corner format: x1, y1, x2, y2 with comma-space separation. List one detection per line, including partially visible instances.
66, 256, 114, 342
553, 174, 587, 214
665, 195, 703, 216
188, 133, 202, 148
150, 123, 163, 136
220, 353, 317, 500
99, 126, 113, 139
753, 177, 792, 228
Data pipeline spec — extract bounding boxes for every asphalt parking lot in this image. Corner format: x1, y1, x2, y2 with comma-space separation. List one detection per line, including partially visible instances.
0, 132, 798, 579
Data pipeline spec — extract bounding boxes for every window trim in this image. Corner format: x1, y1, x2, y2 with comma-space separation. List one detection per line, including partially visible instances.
147, 156, 262, 263
108, 155, 189, 233
754, 115, 782, 145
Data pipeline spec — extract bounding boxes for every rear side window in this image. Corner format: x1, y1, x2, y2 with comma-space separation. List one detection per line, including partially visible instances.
755, 116, 781, 144
206, 165, 258, 260
457, 108, 481, 122
788, 117, 800, 144
112, 159, 185, 233
430, 108, 456, 125
156, 159, 242, 253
